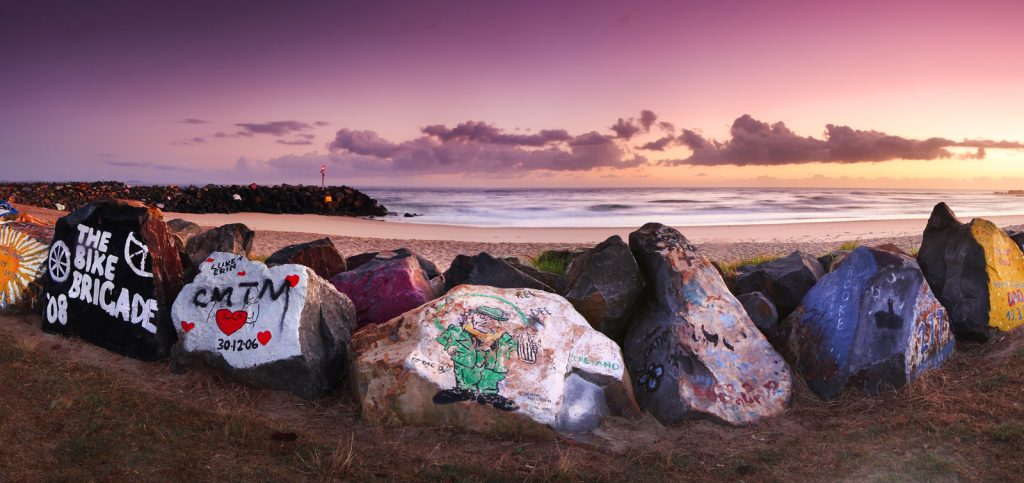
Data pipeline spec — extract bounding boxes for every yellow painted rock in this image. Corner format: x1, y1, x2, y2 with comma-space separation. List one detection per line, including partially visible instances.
918, 202, 1024, 340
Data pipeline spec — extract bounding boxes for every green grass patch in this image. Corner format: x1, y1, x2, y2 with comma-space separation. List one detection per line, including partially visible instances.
838, 240, 862, 251
530, 251, 573, 275
987, 422, 1024, 442
717, 254, 781, 281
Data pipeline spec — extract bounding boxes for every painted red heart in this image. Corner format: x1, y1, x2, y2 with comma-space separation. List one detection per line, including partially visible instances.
181, 321, 195, 333
237, 271, 246, 276
257, 331, 272, 345
285, 275, 300, 287
206, 258, 214, 263
215, 309, 248, 336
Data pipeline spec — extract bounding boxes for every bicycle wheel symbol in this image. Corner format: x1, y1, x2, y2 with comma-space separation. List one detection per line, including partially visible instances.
48, 240, 71, 283
124, 232, 153, 278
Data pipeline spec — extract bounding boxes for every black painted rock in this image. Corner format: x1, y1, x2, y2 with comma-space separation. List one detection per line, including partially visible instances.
266, 237, 346, 279
1008, 230, 1024, 253
443, 252, 553, 292
819, 250, 852, 273
172, 253, 357, 399
737, 292, 779, 340
623, 223, 791, 426
42, 200, 184, 361
564, 236, 645, 340
780, 247, 955, 400
734, 251, 825, 317
166, 219, 202, 246
185, 223, 255, 268
918, 203, 1024, 340
503, 257, 567, 294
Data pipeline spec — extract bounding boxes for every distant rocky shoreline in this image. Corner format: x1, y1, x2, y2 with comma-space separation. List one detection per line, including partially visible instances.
0, 181, 388, 217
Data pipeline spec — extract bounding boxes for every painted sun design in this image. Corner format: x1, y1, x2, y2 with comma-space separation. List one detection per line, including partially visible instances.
0, 225, 49, 307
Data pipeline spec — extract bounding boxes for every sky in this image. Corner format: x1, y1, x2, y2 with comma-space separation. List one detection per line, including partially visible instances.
2, 0, 1023, 189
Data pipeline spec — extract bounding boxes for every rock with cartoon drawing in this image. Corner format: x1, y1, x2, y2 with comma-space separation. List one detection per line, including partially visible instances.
171, 252, 357, 399
351, 285, 641, 435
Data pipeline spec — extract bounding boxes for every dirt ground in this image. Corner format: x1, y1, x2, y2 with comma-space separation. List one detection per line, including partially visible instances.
2, 310, 1024, 482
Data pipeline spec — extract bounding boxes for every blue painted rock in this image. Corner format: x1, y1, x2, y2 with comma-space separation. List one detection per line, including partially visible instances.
330, 255, 437, 328
781, 247, 954, 400
351, 285, 641, 436
172, 253, 356, 399
734, 251, 825, 317
564, 235, 645, 341
42, 200, 184, 361
918, 203, 1024, 340
623, 223, 792, 426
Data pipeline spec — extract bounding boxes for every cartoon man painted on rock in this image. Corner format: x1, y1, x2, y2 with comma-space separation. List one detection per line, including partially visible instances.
433, 304, 536, 411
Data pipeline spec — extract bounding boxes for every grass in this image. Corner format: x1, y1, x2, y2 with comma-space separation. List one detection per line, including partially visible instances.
530, 250, 574, 275
838, 240, 862, 251
5, 315, 1024, 481
716, 254, 781, 282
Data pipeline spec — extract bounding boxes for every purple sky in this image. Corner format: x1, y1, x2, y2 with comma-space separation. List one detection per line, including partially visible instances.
2, 0, 1023, 188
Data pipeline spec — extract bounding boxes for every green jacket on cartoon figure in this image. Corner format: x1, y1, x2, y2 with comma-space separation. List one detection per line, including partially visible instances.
436, 307, 518, 395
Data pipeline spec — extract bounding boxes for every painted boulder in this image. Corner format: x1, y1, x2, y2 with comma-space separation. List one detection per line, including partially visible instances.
564, 235, 645, 341
734, 251, 825, 317
172, 252, 356, 399
185, 223, 255, 267
0, 222, 52, 312
266, 237, 346, 279
918, 203, 1024, 340
330, 255, 437, 328
351, 285, 641, 435
623, 223, 792, 426
780, 247, 954, 400
42, 200, 184, 361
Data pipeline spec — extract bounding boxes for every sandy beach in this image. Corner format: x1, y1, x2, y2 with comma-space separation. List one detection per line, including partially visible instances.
16, 203, 1024, 268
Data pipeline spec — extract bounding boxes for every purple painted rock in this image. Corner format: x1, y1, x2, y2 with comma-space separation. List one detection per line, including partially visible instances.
42, 200, 184, 361
351, 285, 641, 435
780, 247, 954, 400
623, 223, 792, 426
266, 237, 346, 279
734, 251, 825, 317
330, 255, 436, 328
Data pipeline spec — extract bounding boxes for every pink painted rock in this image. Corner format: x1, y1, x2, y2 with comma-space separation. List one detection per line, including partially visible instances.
329, 256, 436, 328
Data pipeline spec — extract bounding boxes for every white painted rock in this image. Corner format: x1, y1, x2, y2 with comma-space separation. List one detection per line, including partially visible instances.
171, 252, 357, 399
351, 285, 641, 435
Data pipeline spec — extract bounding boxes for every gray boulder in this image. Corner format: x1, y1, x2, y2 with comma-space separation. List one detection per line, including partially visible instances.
623, 223, 792, 426
171, 253, 356, 399
564, 235, 645, 340
166, 219, 202, 245
734, 251, 825, 317
443, 252, 553, 292
185, 223, 255, 267
266, 237, 346, 279
737, 292, 779, 340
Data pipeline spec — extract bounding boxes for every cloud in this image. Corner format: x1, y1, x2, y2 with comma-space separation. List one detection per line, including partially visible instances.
661, 114, 1024, 166
313, 121, 330, 127
172, 136, 207, 146
276, 139, 314, 146
610, 117, 641, 140
235, 120, 313, 137
176, 118, 209, 124
639, 110, 657, 131
107, 160, 195, 172
639, 135, 675, 151
421, 121, 571, 146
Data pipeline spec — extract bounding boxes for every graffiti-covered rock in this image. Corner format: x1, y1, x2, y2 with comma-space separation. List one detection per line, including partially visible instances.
351, 285, 641, 435
918, 203, 1024, 340
329, 255, 437, 328
564, 235, 645, 340
443, 252, 553, 292
734, 251, 825, 317
0, 222, 52, 312
266, 237, 346, 279
42, 200, 184, 361
185, 223, 255, 267
737, 292, 779, 340
172, 253, 356, 399
623, 223, 791, 426
781, 247, 954, 400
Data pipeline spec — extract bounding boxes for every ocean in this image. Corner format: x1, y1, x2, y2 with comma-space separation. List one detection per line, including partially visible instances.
361, 187, 1024, 228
